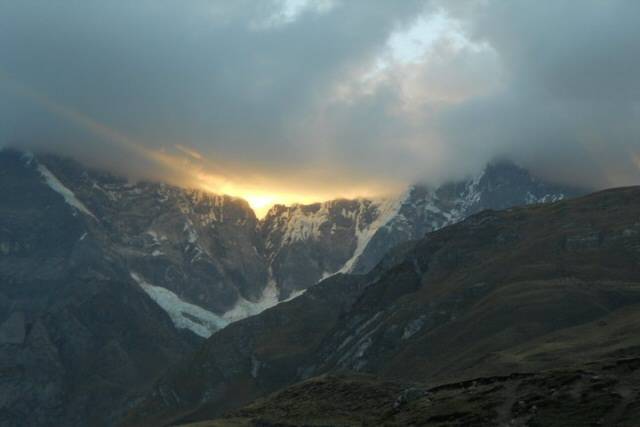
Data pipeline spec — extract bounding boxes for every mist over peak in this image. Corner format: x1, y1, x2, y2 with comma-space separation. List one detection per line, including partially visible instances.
1, 0, 638, 199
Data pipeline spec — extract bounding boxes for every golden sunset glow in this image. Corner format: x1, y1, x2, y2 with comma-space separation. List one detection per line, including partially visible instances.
236, 193, 313, 217
2, 81, 395, 216
188, 162, 399, 218
0, 73, 398, 215
0, 80, 339, 215
244, 194, 275, 214
197, 177, 355, 218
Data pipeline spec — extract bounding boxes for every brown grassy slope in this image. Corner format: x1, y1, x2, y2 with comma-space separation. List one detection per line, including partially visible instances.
187, 358, 640, 427
311, 186, 640, 385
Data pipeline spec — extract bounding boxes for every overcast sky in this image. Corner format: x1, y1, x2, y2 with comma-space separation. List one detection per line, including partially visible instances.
1, 0, 639, 208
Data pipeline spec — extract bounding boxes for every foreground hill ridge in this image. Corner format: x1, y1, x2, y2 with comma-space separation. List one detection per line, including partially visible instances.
124, 185, 640, 426
195, 357, 640, 426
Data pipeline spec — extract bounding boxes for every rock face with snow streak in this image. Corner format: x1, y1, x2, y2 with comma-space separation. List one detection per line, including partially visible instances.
1, 150, 584, 339
260, 161, 582, 294
32, 153, 581, 322
261, 199, 389, 298
39, 154, 269, 316
348, 161, 579, 274
38, 153, 584, 308
0, 149, 585, 427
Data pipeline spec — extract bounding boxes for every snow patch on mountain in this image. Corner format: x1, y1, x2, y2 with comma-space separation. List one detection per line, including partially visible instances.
224, 276, 307, 323
183, 220, 199, 243
132, 270, 304, 337
526, 191, 565, 204
338, 192, 408, 274
37, 164, 97, 219
437, 169, 487, 224
224, 278, 280, 323
280, 204, 329, 243
131, 272, 228, 337
455, 169, 485, 219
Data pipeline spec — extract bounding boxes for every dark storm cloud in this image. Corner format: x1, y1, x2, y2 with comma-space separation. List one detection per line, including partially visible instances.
434, 0, 640, 187
1, 0, 639, 193
0, 0, 426, 185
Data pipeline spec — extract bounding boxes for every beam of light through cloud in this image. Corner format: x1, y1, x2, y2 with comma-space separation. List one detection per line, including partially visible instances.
0, 71, 390, 216
2, 69, 403, 218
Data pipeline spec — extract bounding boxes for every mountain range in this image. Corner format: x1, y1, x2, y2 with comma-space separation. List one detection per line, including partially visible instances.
126, 186, 640, 427
0, 148, 589, 426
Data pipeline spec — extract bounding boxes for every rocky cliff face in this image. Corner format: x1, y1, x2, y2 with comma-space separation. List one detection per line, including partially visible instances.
0, 150, 196, 426
260, 198, 392, 298
125, 186, 640, 426
348, 161, 576, 275
261, 161, 582, 296
2, 150, 582, 336
38, 154, 270, 317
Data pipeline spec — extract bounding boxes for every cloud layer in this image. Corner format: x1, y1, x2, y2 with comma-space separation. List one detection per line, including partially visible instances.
1, 0, 639, 200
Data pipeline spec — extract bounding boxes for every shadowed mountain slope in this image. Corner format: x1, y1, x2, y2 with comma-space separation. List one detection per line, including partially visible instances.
185, 358, 640, 427
125, 186, 640, 426
0, 150, 197, 427
0, 149, 586, 426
